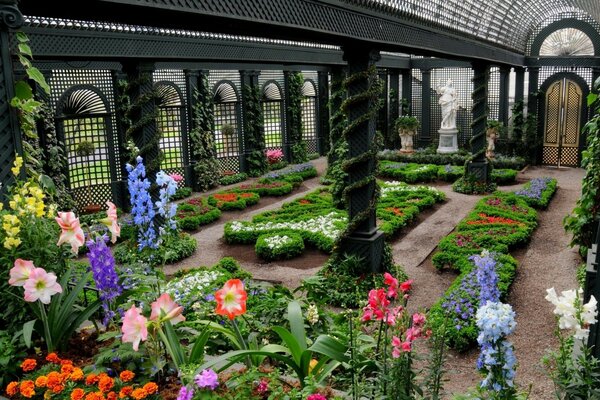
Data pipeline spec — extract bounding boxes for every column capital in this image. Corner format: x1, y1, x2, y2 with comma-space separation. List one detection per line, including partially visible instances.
0, 0, 23, 30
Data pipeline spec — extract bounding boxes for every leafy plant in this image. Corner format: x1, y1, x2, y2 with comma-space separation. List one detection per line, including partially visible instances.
288, 72, 308, 163
242, 84, 269, 177
394, 115, 420, 131
219, 172, 248, 186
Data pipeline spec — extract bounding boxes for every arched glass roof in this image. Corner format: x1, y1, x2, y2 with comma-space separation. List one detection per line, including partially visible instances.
347, 0, 600, 52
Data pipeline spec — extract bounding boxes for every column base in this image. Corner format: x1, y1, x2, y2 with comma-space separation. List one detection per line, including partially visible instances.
340, 230, 386, 273
467, 160, 490, 181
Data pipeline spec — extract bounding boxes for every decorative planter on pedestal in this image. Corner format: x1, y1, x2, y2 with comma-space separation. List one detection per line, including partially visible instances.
437, 128, 459, 154
399, 128, 416, 153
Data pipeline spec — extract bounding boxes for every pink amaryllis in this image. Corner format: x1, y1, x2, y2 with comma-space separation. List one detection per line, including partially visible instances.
9, 259, 35, 287
55, 212, 85, 254
23, 268, 62, 304
99, 201, 121, 243
150, 293, 185, 324
215, 279, 247, 320
121, 305, 148, 351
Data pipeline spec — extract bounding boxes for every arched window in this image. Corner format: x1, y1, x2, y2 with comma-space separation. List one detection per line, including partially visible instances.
262, 81, 284, 151
56, 86, 115, 210
213, 81, 242, 173
540, 28, 594, 56
301, 80, 318, 154
155, 81, 187, 186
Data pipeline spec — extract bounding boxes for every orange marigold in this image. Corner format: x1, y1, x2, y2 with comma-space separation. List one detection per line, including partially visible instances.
6, 381, 18, 397
142, 383, 158, 395
60, 359, 73, 365
119, 371, 135, 383
131, 388, 148, 400
71, 388, 85, 400
19, 380, 35, 398
98, 376, 114, 393
47, 371, 65, 391
85, 391, 106, 400
21, 359, 37, 372
70, 368, 84, 381
107, 392, 117, 400
61, 363, 75, 374
52, 384, 65, 394
119, 386, 133, 399
46, 353, 61, 364
86, 374, 99, 386
35, 376, 48, 388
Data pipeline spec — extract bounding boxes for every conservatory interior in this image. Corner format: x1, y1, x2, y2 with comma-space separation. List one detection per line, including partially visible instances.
1, 0, 600, 399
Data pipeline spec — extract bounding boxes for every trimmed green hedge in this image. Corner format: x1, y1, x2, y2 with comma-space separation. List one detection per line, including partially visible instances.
514, 177, 558, 209
378, 149, 527, 170
207, 191, 261, 211
255, 232, 305, 261
219, 173, 248, 186
233, 181, 294, 196
175, 198, 221, 231
379, 161, 439, 182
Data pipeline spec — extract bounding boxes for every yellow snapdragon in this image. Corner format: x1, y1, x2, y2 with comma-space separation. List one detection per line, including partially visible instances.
11, 156, 23, 176
2, 214, 21, 250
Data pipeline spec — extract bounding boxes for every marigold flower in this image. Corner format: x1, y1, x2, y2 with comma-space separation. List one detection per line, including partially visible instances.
107, 392, 117, 400
131, 388, 148, 400
19, 380, 35, 398
71, 388, 85, 400
119, 371, 135, 382
21, 358, 37, 372
70, 368, 84, 381
46, 371, 65, 391
52, 384, 65, 394
215, 279, 247, 320
6, 381, 18, 396
61, 363, 74, 374
142, 382, 158, 395
35, 376, 48, 388
46, 353, 61, 363
98, 376, 114, 393
85, 391, 106, 400
86, 374, 99, 386
119, 386, 133, 398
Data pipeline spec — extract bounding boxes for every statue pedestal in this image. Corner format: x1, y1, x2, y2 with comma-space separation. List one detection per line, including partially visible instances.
437, 128, 459, 154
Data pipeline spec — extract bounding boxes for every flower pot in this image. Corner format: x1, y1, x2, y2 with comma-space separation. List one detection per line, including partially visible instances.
83, 204, 102, 215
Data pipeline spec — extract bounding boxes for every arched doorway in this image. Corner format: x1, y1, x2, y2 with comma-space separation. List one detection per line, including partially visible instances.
539, 73, 588, 167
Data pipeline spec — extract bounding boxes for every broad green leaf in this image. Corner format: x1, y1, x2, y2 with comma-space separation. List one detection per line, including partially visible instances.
22, 320, 36, 348
272, 326, 303, 366
18, 43, 32, 58
588, 93, 598, 107
16, 32, 29, 43
14, 81, 33, 100
287, 300, 307, 351
26, 67, 50, 95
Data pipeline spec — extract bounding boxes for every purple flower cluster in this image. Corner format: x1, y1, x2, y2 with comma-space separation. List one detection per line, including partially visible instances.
471, 252, 500, 304
126, 156, 157, 250
155, 171, 178, 233
263, 163, 314, 179
195, 368, 219, 390
87, 234, 122, 325
442, 270, 478, 331
514, 177, 552, 200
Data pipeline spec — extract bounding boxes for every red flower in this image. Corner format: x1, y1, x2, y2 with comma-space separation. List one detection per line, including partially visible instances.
215, 279, 248, 320
399, 279, 413, 293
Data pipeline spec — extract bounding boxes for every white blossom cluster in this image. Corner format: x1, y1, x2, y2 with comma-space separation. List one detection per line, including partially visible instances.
166, 269, 223, 308
546, 287, 598, 340
264, 235, 294, 250
229, 212, 346, 241
380, 181, 442, 199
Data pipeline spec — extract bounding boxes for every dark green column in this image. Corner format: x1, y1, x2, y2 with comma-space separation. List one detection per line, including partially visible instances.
498, 66, 510, 127
420, 68, 432, 145
283, 70, 295, 163
401, 68, 412, 115
0, 0, 23, 196
467, 62, 490, 183
184, 69, 200, 188
340, 46, 385, 273
514, 67, 525, 106
527, 67, 539, 116
327, 66, 346, 167
240, 70, 261, 174
389, 69, 401, 149
376, 68, 389, 141
317, 70, 330, 156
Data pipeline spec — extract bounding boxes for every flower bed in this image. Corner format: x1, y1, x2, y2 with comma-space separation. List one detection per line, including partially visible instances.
255, 232, 305, 261
207, 191, 260, 211
234, 181, 294, 196
378, 148, 527, 170
379, 161, 439, 183
262, 163, 318, 181
219, 173, 248, 186
175, 198, 222, 231
514, 177, 557, 208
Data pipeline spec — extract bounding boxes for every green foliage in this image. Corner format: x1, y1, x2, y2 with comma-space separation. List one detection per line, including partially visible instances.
113, 232, 197, 267
171, 186, 193, 200
208, 191, 260, 211
516, 177, 558, 208
219, 172, 248, 186
379, 161, 438, 183
0, 330, 25, 387
452, 174, 497, 195
564, 80, 600, 249
524, 108, 539, 165
288, 72, 308, 163
243, 84, 269, 176
378, 149, 527, 170
175, 199, 221, 231
329, 141, 349, 209
190, 76, 221, 191
233, 180, 294, 196
75, 140, 96, 157
394, 115, 420, 131
255, 232, 305, 261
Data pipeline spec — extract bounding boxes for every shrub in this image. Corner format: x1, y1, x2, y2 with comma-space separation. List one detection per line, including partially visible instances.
175, 199, 221, 231
452, 175, 497, 195
220, 173, 248, 186
234, 181, 294, 196
171, 186, 193, 200
378, 149, 527, 170
113, 232, 197, 267
491, 169, 518, 185
515, 177, 558, 209
207, 191, 260, 211
255, 232, 305, 261
379, 161, 439, 183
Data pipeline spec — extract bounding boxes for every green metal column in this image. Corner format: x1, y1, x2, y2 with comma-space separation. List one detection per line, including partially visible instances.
317, 70, 330, 156
184, 69, 200, 188
283, 70, 295, 163
467, 62, 490, 183
376, 68, 389, 141
498, 66, 510, 127
420, 68, 432, 145
340, 46, 385, 273
388, 69, 401, 149
514, 67, 525, 106
401, 68, 412, 115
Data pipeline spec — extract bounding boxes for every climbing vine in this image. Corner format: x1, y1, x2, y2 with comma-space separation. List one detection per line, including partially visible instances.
242, 84, 268, 176
189, 75, 221, 191
524, 107, 539, 165
287, 72, 307, 163
386, 88, 400, 149
326, 72, 348, 208
564, 77, 600, 250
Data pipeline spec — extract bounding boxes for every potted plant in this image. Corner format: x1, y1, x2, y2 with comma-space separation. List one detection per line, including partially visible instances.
486, 120, 503, 159
75, 140, 101, 214
395, 115, 420, 153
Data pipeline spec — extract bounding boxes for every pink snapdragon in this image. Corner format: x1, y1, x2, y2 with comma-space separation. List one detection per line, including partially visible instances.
169, 173, 184, 183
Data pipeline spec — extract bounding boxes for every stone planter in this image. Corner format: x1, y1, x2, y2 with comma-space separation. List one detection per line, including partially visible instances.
398, 128, 416, 153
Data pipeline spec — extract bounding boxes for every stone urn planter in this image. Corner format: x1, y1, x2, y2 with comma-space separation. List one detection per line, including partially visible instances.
395, 115, 419, 154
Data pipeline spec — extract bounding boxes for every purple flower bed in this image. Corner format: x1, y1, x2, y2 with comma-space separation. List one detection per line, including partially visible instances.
514, 177, 557, 208
262, 163, 316, 180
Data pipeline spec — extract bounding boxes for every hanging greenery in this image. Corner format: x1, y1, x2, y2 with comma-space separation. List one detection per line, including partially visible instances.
189, 75, 221, 191
508, 100, 526, 157
386, 88, 400, 149
287, 72, 308, 163
524, 110, 539, 165
242, 84, 268, 177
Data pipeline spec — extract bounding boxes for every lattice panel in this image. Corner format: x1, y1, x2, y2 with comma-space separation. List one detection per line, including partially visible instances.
544, 81, 561, 146
542, 146, 559, 164
301, 71, 319, 85
262, 101, 284, 151
431, 68, 474, 146
49, 70, 121, 182
301, 96, 318, 153
217, 156, 241, 174
214, 102, 241, 159
526, 11, 600, 55
0, 55, 17, 194
411, 69, 423, 139
488, 67, 500, 121
539, 66, 593, 88
208, 70, 241, 89
564, 80, 582, 147
560, 147, 579, 166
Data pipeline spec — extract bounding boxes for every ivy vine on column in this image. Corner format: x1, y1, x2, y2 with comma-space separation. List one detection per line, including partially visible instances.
326, 71, 348, 209
287, 72, 308, 163
242, 84, 268, 177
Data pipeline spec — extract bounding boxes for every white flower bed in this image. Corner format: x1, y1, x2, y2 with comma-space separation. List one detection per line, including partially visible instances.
264, 235, 294, 250
380, 181, 442, 199
166, 269, 223, 308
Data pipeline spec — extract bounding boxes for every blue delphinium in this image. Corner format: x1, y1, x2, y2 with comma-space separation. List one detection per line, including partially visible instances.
442, 270, 478, 331
155, 171, 178, 233
126, 156, 157, 250
87, 234, 122, 326
514, 177, 552, 201
471, 251, 500, 304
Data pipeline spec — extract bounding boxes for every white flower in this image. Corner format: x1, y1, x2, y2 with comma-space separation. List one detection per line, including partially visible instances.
546, 287, 598, 340
306, 304, 319, 325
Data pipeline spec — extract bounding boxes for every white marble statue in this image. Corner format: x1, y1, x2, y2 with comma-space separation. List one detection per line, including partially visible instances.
436, 79, 459, 130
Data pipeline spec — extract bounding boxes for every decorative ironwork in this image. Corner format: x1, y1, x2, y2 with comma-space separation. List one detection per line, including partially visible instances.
301, 80, 318, 154
540, 28, 594, 55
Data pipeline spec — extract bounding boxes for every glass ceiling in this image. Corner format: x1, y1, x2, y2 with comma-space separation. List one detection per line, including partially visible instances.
346, 0, 600, 53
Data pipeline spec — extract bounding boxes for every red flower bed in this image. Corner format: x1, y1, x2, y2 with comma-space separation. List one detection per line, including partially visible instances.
385, 207, 404, 216
467, 213, 524, 226
213, 193, 238, 202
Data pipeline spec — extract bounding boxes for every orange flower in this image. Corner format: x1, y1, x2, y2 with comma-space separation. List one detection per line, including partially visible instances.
70, 368, 84, 382
52, 384, 65, 394
46, 353, 61, 364
86, 374, 99, 386
85, 392, 106, 400
215, 279, 247, 320
61, 363, 75, 374
71, 388, 85, 400
19, 380, 35, 398
119, 386, 133, 398
35, 376, 48, 388
46, 371, 64, 391
107, 392, 117, 400
98, 376, 114, 393
131, 388, 147, 400
21, 359, 37, 372
6, 381, 18, 396
119, 371, 135, 382
142, 383, 158, 395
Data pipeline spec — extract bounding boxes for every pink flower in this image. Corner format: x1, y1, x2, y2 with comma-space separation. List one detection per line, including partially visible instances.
307, 394, 327, 400
384, 272, 399, 298
55, 212, 85, 254
367, 288, 390, 320
384, 306, 404, 326
401, 341, 412, 352
361, 306, 374, 322
23, 268, 62, 304
150, 293, 185, 324
256, 379, 269, 395
121, 305, 148, 351
399, 279, 414, 293
99, 201, 120, 243
169, 173, 183, 183
405, 327, 421, 341
215, 279, 247, 320
412, 312, 426, 327
9, 259, 35, 287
